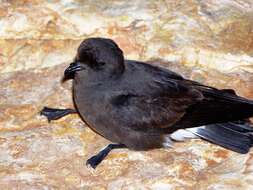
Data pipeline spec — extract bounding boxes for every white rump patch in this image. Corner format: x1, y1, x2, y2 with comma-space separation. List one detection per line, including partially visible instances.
170, 128, 201, 141
163, 126, 205, 148
186, 126, 206, 135
162, 135, 174, 148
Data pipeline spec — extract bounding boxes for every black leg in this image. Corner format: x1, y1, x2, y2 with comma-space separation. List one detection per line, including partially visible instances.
40, 107, 76, 122
86, 143, 126, 169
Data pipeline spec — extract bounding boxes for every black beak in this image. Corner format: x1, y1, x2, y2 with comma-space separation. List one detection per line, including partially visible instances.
63, 62, 84, 81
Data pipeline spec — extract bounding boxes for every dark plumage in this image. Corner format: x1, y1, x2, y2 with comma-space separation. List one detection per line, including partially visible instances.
41, 37, 253, 168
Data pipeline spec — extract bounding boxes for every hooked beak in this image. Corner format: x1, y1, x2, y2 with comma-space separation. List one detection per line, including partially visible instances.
63, 62, 84, 81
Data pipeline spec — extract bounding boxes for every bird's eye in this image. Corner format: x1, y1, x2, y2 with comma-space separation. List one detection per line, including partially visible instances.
97, 62, 105, 67
98, 62, 105, 66
93, 61, 106, 70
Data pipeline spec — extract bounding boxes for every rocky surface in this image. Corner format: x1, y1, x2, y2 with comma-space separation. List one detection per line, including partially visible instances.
1, 0, 253, 189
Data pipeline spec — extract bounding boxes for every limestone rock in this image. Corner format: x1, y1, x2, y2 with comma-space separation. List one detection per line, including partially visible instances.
1, 0, 253, 189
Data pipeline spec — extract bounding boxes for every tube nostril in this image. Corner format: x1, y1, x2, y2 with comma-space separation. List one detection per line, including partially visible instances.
63, 62, 84, 81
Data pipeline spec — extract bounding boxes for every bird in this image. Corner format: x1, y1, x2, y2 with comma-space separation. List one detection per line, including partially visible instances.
41, 37, 253, 169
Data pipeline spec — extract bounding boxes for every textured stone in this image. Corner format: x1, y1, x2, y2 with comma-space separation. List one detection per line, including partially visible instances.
1, 0, 253, 189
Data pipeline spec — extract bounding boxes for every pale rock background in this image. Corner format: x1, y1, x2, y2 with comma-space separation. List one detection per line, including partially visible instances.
1, 0, 253, 189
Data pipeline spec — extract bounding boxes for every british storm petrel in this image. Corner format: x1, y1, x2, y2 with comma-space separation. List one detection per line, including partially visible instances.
41, 37, 253, 169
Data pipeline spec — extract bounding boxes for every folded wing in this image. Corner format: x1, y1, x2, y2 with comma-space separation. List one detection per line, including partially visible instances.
115, 61, 253, 132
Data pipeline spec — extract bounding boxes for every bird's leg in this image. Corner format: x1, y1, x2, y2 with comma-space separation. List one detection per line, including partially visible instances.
86, 143, 126, 169
40, 107, 76, 122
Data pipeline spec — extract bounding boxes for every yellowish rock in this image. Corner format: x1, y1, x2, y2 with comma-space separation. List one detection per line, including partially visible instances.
1, 0, 253, 189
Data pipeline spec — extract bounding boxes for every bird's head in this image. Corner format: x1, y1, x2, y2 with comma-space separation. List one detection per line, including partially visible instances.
64, 37, 125, 80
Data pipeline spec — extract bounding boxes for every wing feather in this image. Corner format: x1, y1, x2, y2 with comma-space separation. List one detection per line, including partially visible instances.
111, 60, 253, 132
110, 61, 204, 131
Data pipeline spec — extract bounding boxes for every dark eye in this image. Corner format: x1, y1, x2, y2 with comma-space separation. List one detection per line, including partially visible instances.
93, 61, 105, 70
98, 62, 105, 66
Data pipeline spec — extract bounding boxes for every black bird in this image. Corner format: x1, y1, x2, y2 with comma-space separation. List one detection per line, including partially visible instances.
41, 37, 253, 169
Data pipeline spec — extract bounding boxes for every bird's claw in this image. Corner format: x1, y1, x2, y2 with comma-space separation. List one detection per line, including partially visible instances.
86, 155, 103, 169
40, 107, 57, 122
40, 107, 76, 122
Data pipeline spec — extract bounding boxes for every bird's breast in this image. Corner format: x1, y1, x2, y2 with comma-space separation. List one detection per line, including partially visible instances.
73, 82, 121, 143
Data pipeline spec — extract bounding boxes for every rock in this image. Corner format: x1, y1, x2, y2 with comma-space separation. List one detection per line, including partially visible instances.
1, 0, 253, 189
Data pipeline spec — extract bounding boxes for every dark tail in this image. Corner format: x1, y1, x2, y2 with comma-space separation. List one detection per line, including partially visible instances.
188, 121, 253, 154
176, 88, 253, 129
